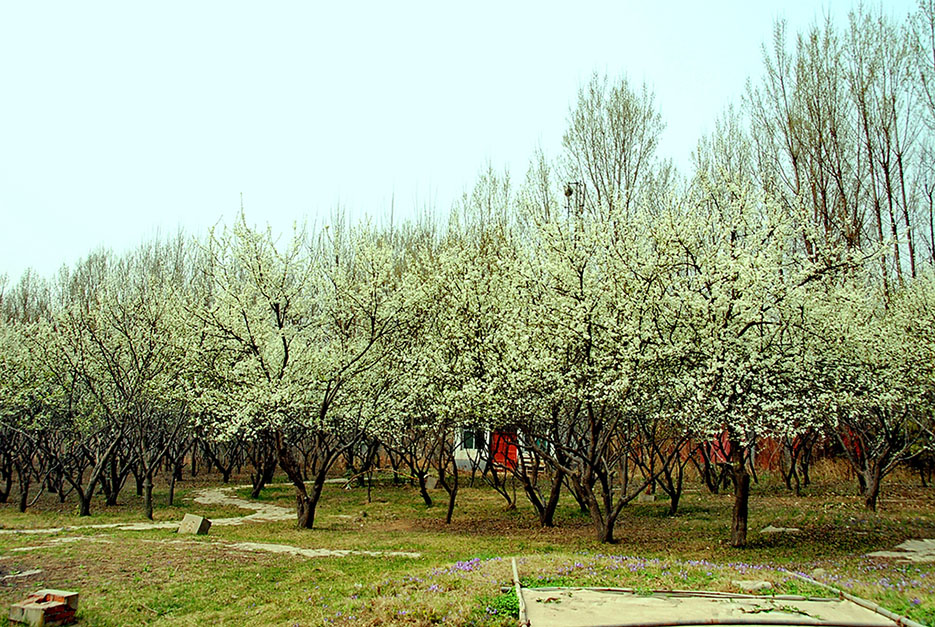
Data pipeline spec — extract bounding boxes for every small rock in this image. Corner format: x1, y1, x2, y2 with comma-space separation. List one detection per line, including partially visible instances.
637, 493, 655, 503
424, 476, 438, 490
811, 568, 828, 578
177, 514, 211, 535
733, 580, 773, 593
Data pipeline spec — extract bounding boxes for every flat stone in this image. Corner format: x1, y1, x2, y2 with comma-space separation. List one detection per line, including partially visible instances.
811, 568, 828, 578
177, 513, 211, 535
867, 538, 935, 562
424, 476, 438, 490
637, 493, 655, 503
732, 579, 773, 592
760, 525, 801, 534
1, 569, 42, 581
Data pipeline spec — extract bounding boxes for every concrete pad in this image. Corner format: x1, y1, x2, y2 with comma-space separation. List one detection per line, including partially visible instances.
521, 588, 899, 627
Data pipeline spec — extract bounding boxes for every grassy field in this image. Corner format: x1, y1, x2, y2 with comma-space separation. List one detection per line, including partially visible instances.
1, 468, 933, 626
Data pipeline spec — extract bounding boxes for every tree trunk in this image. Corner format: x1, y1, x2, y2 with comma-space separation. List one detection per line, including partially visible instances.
277, 437, 319, 529
0, 471, 11, 504
436, 451, 459, 524
417, 473, 433, 507
100, 469, 122, 506
167, 471, 177, 506
518, 472, 546, 524
143, 474, 154, 521
57, 476, 68, 503
856, 468, 868, 494
518, 466, 564, 527
730, 440, 750, 548
17, 475, 30, 513
250, 464, 265, 499
292, 485, 315, 529
262, 453, 277, 483
295, 495, 313, 528
78, 490, 92, 517
250, 450, 278, 498
104, 456, 123, 505
585, 483, 616, 543
862, 468, 882, 512
668, 468, 682, 516
596, 519, 615, 543
690, 445, 722, 494
541, 469, 565, 527
134, 466, 144, 497
564, 475, 590, 512
444, 481, 458, 525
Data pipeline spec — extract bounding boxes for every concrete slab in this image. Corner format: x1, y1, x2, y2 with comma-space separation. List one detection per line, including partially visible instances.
520, 588, 899, 627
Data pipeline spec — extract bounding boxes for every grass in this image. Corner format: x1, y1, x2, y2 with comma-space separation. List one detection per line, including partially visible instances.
0, 468, 933, 625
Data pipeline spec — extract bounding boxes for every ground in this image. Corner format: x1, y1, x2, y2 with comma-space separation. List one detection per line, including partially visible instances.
0, 465, 933, 626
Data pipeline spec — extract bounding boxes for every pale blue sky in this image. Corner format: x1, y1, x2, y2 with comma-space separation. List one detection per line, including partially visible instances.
0, 1, 917, 281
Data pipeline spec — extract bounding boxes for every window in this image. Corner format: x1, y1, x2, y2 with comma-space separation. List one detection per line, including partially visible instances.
462, 428, 485, 450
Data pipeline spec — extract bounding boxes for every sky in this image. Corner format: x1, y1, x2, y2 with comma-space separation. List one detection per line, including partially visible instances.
0, 1, 919, 282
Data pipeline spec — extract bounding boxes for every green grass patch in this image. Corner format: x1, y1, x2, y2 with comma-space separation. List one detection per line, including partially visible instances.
1, 472, 933, 625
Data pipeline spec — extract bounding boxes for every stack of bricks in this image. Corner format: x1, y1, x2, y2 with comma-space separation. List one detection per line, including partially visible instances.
9, 589, 78, 626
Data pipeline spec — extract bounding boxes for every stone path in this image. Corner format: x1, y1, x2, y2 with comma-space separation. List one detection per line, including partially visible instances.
191, 485, 294, 525
0, 485, 421, 560
0, 519, 178, 535
9, 536, 113, 551
0, 485, 291, 535
867, 538, 935, 563
222, 541, 419, 559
